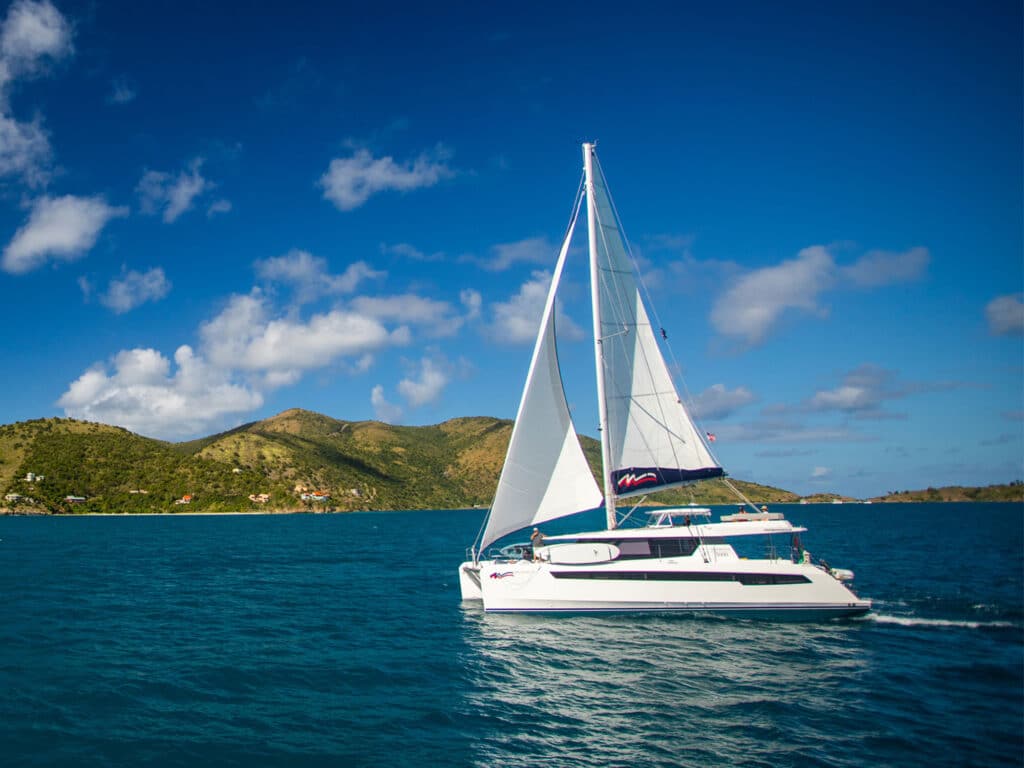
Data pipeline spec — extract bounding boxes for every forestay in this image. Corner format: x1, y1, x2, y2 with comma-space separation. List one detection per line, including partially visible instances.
478, 189, 602, 551
588, 153, 723, 499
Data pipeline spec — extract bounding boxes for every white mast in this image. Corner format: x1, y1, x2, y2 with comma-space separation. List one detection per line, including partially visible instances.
584, 142, 617, 531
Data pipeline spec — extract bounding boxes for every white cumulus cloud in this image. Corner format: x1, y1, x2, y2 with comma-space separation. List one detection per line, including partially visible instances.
985, 293, 1024, 337
805, 364, 923, 420
0, 0, 73, 186
0, 0, 71, 89
487, 270, 584, 344
380, 241, 445, 262
688, 383, 756, 420
710, 246, 835, 346
58, 345, 263, 439
478, 236, 555, 271
709, 245, 930, 346
841, 246, 929, 287
397, 357, 449, 407
0, 111, 50, 186
371, 384, 402, 423
460, 288, 481, 319
255, 249, 384, 303
2, 194, 128, 274
319, 146, 453, 211
206, 198, 231, 217
137, 158, 212, 223
804, 363, 965, 421
100, 267, 172, 314
809, 365, 893, 415
350, 293, 466, 337
199, 291, 405, 386
58, 270, 430, 437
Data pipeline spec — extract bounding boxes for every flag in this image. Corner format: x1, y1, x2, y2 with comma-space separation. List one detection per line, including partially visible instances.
706, 432, 717, 442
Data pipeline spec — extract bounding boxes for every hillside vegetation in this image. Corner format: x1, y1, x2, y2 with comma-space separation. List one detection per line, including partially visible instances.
0, 410, 1019, 514
870, 483, 1024, 503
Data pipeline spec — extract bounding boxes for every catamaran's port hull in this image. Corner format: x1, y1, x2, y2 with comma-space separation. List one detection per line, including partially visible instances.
459, 562, 482, 600
458, 558, 871, 620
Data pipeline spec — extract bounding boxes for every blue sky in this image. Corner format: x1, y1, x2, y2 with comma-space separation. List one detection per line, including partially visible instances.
0, 0, 1019, 498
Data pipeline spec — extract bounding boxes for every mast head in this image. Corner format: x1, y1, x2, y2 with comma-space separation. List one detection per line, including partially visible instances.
582, 142, 596, 177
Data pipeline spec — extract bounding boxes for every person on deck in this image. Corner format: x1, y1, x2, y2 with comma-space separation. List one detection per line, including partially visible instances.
530, 527, 545, 560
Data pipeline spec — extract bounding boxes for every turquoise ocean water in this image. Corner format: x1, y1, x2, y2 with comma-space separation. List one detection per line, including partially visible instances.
0, 502, 1020, 767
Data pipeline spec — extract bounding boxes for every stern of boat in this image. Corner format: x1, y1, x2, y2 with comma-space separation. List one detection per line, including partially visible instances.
458, 561, 482, 600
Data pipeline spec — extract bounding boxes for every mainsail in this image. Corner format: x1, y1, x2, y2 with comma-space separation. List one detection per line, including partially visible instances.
588, 149, 723, 500
478, 188, 602, 551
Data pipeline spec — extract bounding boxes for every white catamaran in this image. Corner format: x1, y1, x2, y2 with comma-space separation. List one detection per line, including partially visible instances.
458, 143, 870, 618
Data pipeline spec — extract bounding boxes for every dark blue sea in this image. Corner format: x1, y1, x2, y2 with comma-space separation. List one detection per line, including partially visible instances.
0, 503, 1021, 767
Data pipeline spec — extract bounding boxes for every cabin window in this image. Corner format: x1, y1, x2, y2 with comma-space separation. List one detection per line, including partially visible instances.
617, 541, 651, 556
649, 539, 699, 558
593, 538, 700, 559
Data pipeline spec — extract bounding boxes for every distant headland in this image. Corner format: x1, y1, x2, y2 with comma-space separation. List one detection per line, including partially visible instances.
1, 410, 1021, 515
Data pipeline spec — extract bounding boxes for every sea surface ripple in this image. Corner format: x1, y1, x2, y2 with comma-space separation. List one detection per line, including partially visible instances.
0, 502, 1020, 767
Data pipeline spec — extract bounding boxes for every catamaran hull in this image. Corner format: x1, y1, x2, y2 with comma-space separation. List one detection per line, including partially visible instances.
483, 603, 869, 620
459, 561, 483, 600
459, 559, 870, 620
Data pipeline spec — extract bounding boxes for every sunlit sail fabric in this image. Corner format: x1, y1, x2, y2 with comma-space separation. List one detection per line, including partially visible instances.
589, 154, 723, 499
479, 196, 601, 550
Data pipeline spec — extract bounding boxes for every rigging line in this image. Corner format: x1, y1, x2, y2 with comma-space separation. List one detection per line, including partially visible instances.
593, 204, 646, 488
594, 150, 722, 469
614, 396, 690, 444
592, 157, 689, 478
618, 495, 648, 526
721, 476, 760, 512
593, 160, 679, 468
592, 188, 669, 496
471, 172, 587, 556
593, 157, 687, 473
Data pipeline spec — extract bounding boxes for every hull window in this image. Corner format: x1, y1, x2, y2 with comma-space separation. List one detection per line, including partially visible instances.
551, 571, 812, 585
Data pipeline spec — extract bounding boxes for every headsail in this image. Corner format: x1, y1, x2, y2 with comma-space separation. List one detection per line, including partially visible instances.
478, 186, 602, 550
587, 148, 723, 500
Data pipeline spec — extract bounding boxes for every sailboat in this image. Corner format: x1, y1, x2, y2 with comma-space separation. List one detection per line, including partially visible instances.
458, 143, 870, 618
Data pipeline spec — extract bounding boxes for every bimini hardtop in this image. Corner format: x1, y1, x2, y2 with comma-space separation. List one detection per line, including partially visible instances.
457, 144, 870, 619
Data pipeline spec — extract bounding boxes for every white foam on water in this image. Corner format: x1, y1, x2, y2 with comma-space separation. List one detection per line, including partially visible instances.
865, 614, 1018, 629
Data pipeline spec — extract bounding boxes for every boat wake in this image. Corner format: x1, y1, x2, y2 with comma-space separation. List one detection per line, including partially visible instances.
863, 614, 1018, 630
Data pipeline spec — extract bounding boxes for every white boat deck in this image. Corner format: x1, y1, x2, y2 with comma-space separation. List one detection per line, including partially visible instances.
544, 514, 805, 542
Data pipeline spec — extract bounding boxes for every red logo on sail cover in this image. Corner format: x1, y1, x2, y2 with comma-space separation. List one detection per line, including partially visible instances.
617, 472, 658, 490
490, 571, 514, 579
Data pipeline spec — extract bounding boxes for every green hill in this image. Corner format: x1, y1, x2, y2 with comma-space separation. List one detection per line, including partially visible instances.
0, 418, 282, 514
1, 410, 1019, 514
0, 410, 787, 514
0, 411, 519, 514
869, 483, 1024, 503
